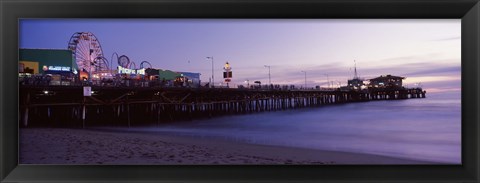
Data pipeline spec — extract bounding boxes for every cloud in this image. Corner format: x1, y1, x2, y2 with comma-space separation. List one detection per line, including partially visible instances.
230, 55, 461, 92
360, 53, 443, 66
415, 79, 461, 93
431, 36, 461, 41
350, 61, 460, 79
402, 65, 460, 76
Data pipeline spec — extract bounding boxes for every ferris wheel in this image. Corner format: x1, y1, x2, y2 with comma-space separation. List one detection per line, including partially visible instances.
67, 32, 105, 73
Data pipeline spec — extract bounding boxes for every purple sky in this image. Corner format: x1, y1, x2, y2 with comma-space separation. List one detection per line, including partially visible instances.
20, 19, 460, 93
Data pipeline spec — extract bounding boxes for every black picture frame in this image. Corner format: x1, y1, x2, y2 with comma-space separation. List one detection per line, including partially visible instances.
1, 0, 479, 182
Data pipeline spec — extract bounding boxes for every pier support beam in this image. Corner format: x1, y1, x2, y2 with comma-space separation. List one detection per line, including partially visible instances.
23, 92, 30, 127
82, 97, 86, 129
18, 87, 427, 127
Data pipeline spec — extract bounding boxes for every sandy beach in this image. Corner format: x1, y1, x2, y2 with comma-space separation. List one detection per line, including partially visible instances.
20, 128, 432, 165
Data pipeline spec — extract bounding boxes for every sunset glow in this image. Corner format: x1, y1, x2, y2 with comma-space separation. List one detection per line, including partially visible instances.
20, 19, 460, 93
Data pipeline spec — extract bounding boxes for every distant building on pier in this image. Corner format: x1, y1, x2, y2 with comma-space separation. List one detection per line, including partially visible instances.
178, 72, 201, 87
145, 69, 201, 87
345, 60, 365, 91
19, 48, 76, 75
369, 74, 405, 89
347, 78, 364, 90
19, 48, 77, 85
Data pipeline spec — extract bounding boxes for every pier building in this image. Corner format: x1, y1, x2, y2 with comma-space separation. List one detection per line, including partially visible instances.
346, 60, 365, 91
178, 72, 201, 87
19, 48, 76, 74
19, 48, 77, 85
369, 75, 405, 89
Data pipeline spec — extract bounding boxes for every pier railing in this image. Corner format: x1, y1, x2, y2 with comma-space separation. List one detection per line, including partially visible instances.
19, 86, 426, 127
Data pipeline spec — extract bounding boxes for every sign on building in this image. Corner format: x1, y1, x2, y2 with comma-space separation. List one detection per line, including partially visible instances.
83, 86, 92, 96
223, 62, 232, 83
118, 66, 145, 75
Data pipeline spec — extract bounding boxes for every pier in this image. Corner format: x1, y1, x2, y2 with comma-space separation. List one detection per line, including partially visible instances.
19, 86, 426, 127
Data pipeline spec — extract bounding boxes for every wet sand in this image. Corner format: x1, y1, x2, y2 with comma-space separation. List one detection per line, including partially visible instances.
20, 128, 433, 165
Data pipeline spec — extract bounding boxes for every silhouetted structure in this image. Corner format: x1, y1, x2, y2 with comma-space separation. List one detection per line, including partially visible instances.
369, 75, 405, 89
19, 86, 426, 128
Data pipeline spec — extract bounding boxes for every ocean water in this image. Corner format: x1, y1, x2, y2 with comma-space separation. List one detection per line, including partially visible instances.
129, 91, 461, 164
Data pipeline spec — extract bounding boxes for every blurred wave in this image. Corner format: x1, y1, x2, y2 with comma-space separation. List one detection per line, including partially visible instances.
119, 91, 461, 164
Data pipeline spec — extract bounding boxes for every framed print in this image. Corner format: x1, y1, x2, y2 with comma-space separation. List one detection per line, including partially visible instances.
1, 0, 479, 182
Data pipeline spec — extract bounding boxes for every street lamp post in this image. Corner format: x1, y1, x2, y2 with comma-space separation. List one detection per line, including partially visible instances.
206, 56, 214, 88
301, 71, 307, 89
324, 74, 330, 89
264, 65, 271, 85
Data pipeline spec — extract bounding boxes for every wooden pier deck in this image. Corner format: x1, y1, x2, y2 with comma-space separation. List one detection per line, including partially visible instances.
19, 86, 426, 127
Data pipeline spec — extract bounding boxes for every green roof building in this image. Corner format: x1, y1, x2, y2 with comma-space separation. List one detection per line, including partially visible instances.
158, 69, 180, 80
19, 48, 77, 74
